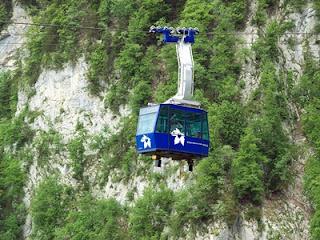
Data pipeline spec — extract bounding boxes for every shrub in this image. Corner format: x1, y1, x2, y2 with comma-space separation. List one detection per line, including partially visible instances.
208, 101, 246, 149
253, 21, 294, 63
232, 129, 267, 204
95, 116, 138, 183
286, 0, 305, 10
294, 56, 320, 107
33, 130, 63, 168
0, 71, 13, 119
30, 177, 73, 240
86, 42, 108, 95
0, 1, 12, 31
129, 186, 174, 240
170, 146, 235, 237
194, 147, 233, 202
304, 156, 320, 240
0, 153, 26, 240
249, 61, 293, 192
208, 10, 242, 102
170, 189, 209, 238
0, 205, 26, 240
22, 0, 98, 85
314, 0, 320, 32
55, 196, 128, 240
68, 133, 86, 181
310, 210, 320, 240
0, 70, 19, 121
0, 116, 34, 149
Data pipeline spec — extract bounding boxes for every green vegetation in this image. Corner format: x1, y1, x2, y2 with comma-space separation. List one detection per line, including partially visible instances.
286, 0, 306, 11
314, 0, 320, 32
31, 177, 73, 240
19, 0, 103, 85
0, 71, 19, 120
253, 21, 294, 64
55, 196, 128, 240
298, 56, 320, 240
33, 129, 63, 168
129, 186, 174, 240
30, 177, 129, 240
207, 101, 246, 149
232, 129, 266, 204
0, 0, 318, 238
0, 126, 33, 239
0, 153, 26, 240
92, 116, 140, 183
169, 146, 236, 238
0, 70, 34, 239
68, 130, 86, 182
0, 0, 12, 31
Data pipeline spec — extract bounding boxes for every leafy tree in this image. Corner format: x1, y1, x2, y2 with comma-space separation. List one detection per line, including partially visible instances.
195, 146, 235, 202
129, 187, 174, 240
55, 196, 128, 240
315, 0, 320, 32
294, 55, 320, 107
302, 101, 320, 155
0, 1, 12, 31
0, 71, 13, 119
249, 61, 293, 192
297, 51, 320, 240
68, 133, 86, 181
31, 177, 73, 240
0, 117, 33, 149
208, 101, 246, 149
0, 154, 26, 239
304, 156, 320, 240
232, 129, 267, 204
170, 146, 236, 237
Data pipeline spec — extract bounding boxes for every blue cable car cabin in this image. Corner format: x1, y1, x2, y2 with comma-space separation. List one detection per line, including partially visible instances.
136, 104, 209, 161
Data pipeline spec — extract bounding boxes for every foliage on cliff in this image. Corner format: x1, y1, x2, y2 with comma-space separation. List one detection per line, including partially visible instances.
0, 0, 319, 239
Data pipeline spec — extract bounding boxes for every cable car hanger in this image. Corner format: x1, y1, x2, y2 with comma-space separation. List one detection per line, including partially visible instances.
149, 26, 200, 108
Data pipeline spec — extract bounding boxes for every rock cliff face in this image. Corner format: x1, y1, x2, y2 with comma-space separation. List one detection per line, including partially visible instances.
0, 1, 319, 239
0, 3, 30, 70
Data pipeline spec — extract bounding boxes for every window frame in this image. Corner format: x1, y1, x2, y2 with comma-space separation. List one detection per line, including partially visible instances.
155, 105, 170, 134
136, 106, 159, 135
153, 105, 210, 141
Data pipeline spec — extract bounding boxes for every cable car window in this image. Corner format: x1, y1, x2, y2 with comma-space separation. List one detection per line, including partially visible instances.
137, 113, 157, 134
202, 114, 209, 140
137, 106, 159, 135
185, 112, 202, 138
156, 106, 169, 133
140, 106, 159, 115
170, 108, 185, 134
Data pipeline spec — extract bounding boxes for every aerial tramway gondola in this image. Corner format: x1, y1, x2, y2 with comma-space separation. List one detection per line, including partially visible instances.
135, 26, 209, 171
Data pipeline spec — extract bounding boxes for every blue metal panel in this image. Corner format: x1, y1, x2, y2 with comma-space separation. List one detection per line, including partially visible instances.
161, 103, 207, 114
136, 133, 157, 153
183, 29, 199, 44
136, 133, 169, 153
136, 133, 209, 157
149, 27, 199, 44
169, 134, 209, 156
149, 27, 179, 43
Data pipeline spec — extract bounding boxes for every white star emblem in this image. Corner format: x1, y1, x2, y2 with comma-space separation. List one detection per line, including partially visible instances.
141, 135, 151, 149
171, 128, 185, 146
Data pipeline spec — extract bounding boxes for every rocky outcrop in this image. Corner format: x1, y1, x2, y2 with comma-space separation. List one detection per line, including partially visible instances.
0, 1, 30, 71
17, 58, 127, 140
